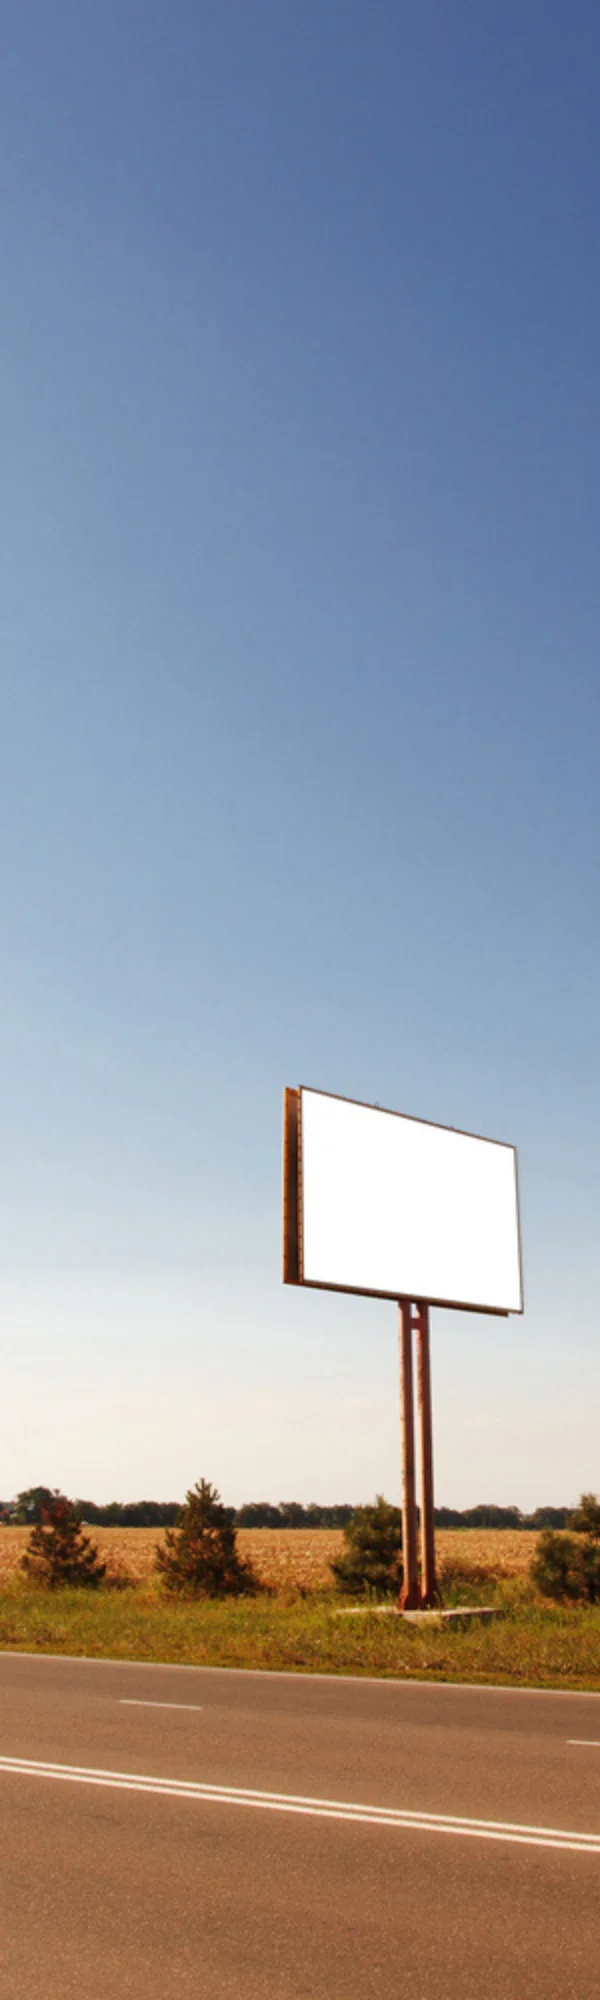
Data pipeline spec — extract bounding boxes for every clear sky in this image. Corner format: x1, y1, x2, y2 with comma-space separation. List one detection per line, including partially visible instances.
1, 3, 599, 1510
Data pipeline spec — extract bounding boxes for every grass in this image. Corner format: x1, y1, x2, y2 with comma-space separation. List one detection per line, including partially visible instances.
1, 1575, 600, 1691
2, 1526, 599, 1690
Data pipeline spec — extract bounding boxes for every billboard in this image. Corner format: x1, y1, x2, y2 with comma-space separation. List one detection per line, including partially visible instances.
283, 1087, 523, 1315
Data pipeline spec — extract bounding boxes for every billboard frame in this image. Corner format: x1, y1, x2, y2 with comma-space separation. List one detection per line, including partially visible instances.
283, 1085, 524, 1318
283, 1083, 525, 1613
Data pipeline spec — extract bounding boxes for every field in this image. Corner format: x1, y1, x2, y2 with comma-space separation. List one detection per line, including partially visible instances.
0, 1525, 539, 1591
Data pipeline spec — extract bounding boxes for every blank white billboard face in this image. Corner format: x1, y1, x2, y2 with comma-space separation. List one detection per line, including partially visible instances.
299, 1090, 522, 1313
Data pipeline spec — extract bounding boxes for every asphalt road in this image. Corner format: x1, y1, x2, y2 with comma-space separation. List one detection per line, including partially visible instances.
1, 1653, 600, 1999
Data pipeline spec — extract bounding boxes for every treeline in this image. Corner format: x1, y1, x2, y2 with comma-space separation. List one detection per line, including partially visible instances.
234, 1502, 356, 1528
0, 1489, 182, 1527
433, 1504, 570, 1529
0, 1486, 571, 1529
236, 1502, 571, 1529
73, 1499, 181, 1526
1, 1489, 356, 1528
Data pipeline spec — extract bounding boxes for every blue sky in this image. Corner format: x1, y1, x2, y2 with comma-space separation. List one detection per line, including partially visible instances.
1, 3, 598, 1507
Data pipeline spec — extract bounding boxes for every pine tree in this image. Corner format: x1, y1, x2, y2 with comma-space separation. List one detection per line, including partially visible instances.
331, 1495, 403, 1598
155, 1479, 256, 1596
21, 1494, 107, 1589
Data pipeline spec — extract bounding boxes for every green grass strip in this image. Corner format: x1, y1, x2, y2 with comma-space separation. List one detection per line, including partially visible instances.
1, 1582, 600, 1690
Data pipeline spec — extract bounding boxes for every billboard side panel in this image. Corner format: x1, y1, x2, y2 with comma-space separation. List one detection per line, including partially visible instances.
282, 1088, 301, 1284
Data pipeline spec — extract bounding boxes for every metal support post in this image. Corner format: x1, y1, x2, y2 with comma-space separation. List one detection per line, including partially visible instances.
415, 1301, 438, 1605
398, 1300, 420, 1608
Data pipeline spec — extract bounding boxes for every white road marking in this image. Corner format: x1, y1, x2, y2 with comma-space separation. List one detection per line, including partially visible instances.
569, 1739, 600, 1747
0, 1756, 599, 1854
120, 1700, 204, 1711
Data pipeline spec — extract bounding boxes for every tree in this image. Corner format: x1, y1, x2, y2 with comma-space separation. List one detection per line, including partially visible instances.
236, 1502, 282, 1528
331, 1495, 403, 1598
20, 1494, 107, 1589
569, 1493, 600, 1540
462, 1505, 524, 1529
526, 1507, 570, 1530
12, 1486, 57, 1525
155, 1479, 255, 1596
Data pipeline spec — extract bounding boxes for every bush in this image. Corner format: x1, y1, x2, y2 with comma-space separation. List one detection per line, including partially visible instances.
331, 1495, 403, 1598
155, 1479, 256, 1597
531, 1529, 600, 1605
21, 1494, 107, 1589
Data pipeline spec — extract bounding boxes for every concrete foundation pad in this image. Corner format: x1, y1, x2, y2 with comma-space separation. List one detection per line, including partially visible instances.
399, 1606, 501, 1628
335, 1605, 501, 1628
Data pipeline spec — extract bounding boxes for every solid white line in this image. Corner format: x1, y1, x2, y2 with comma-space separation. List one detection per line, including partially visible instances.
3, 1649, 600, 1697
120, 1700, 204, 1711
0, 1756, 599, 1855
568, 1739, 600, 1747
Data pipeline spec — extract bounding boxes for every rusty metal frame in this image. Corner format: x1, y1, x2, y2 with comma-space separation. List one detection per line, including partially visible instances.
415, 1301, 438, 1606
398, 1299, 439, 1609
398, 1301, 420, 1609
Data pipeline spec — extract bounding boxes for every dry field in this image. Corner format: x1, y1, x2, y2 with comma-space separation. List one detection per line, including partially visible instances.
0, 1525, 540, 1590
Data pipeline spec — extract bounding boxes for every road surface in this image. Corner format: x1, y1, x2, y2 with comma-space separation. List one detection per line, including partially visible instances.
1, 1651, 600, 1998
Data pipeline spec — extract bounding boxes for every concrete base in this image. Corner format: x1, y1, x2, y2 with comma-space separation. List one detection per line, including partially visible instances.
399, 1606, 501, 1628
336, 1604, 501, 1628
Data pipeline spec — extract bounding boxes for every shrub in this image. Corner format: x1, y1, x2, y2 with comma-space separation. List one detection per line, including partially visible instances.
21, 1494, 107, 1589
531, 1529, 600, 1604
155, 1479, 256, 1597
331, 1495, 403, 1598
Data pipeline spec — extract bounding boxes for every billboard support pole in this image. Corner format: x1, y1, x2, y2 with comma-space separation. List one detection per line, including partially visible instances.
398, 1301, 420, 1608
415, 1302, 438, 1606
